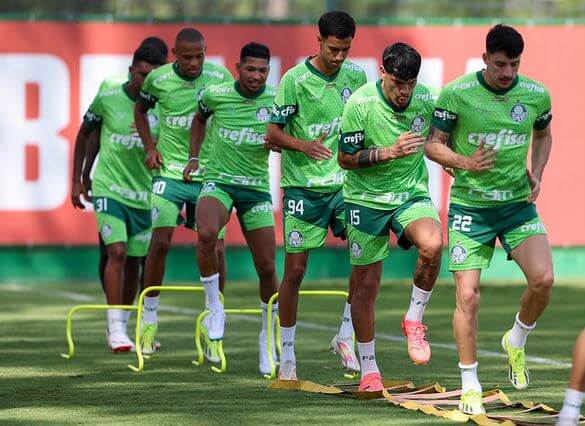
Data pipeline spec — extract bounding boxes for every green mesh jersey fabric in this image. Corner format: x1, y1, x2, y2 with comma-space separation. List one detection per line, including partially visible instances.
139, 61, 233, 181
270, 58, 367, 191
432, 71, 552, 207
340, 81, 436, 209
198, 81, 276, 191
84, 82, 160, 209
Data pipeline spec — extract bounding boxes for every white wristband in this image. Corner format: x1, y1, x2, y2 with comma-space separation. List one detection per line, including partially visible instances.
188, 157, 198, 162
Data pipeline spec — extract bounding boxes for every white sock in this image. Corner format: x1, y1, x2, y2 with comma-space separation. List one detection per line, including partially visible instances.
261, 302, 278, 334
201, 273, 221, 311
404, 284, 432, 322
459, 361, 482, 393
508, 312, 535, 348
280, 325, 296, 364
357, 339, 380, 376
337, 302, 354, 339
142, 296, 160, 324
121, 310, 132, 333
107, 309, 124, 334
559, 388, 585, 421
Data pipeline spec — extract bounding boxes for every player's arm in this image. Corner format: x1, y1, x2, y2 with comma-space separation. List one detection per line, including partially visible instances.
134, 101, 161, 169
71, 121, 95, 209
527, 123, 552, 203
81, 129, 100, 201
266, 124, 331, 160
183, 112, 208, 181
338, 131, 425, 169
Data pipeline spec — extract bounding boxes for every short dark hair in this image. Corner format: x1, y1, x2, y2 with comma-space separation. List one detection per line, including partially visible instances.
486, 24, 524, 57
318, 10, 356, 39
140, 36, 168, 62
175, 28, 204, 45
132, 45, 166, 67
382, 42, 421, 81
240, 42, 270, 63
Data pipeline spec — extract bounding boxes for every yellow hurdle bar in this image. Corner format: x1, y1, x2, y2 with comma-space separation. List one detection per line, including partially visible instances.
264, 290, 351, 380
192, 309, 281, 374
128, 285, 224, 372
60, 304, 137, 359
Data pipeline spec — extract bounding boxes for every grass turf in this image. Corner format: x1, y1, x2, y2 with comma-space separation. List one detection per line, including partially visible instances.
0, 280, 581, 424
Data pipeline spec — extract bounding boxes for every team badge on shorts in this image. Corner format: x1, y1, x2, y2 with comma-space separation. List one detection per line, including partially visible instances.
450, 244, 468, 264
100, 224, 112, 238
411, 115, 426, 132
151, 207, 160, 222
256, 107, 271, 123
341, 87, 352, 104
288, 230, 304, 248
350, 241, 362, 258
510, 103, 528, 122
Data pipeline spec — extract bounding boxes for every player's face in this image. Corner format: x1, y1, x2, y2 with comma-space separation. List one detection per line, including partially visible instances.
482, 51, 521, 90
172, 40, 205, 78
129, 61, 159, 90
236, 57, 270, 93
380, 67, 417, 108
318, 35, 353, 72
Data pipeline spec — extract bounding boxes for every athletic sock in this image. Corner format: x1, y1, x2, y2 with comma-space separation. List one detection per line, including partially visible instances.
107, 309, 124, 334
508, 312, 535, 348
280, 325, 296, 364
201, 273, 221, 311
404, 284, 432, 322
558, 388, 585, 421
261, 301, 278, 334
121, 310, 132, 333
357, 339, 380, 376
459, 361, 482, 393
143, 296, 160, 324
337, 302, 354, 339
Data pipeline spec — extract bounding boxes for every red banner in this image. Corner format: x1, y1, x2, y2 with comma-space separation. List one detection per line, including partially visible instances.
0, 22, 583, 245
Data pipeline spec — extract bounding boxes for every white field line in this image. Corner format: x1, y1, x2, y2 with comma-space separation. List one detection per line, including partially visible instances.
4, 283, 571, 368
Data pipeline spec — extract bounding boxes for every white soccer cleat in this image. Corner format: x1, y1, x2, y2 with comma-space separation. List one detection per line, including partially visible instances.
206, 306, 226, 341
330, 334, 360, 373
106, 329, 135, 353
258, 330, 278, 375
278, 360, 297, 381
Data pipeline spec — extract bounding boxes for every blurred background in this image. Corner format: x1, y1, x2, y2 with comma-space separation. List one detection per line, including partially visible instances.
0, 0, 583, 284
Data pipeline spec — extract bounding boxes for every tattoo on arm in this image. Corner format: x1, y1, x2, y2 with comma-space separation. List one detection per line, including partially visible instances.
426, 126, 450, 145
355, 147, 381, 168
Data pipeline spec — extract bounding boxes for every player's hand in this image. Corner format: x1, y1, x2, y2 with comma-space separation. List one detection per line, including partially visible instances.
464, 140, 497, 173
182, 158, 199, 182
145, 148, 163, 169
526, 169, 541, 203
71, 181, 89, 209
387, 131, 425, 159
263, 137, 282, 153
301, 133, 332, 160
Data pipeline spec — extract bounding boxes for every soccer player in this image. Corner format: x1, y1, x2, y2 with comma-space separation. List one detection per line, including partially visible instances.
74, 45, 165, 351
72, 36, 169, 296
134, 28, 232, 354
338, 42, 442, 391
558, 329, 585, 425
425, 25, 554, 414
182, 42, 279, 374
266, 11, 367, 380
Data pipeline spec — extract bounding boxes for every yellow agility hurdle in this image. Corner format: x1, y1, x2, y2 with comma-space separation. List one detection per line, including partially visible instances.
60, 304, 137, 359
192, 309, 281, 374
264, 290, 353, 380
128, 285, 224, 372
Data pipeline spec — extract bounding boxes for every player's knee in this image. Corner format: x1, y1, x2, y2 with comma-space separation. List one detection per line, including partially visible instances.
284, 263, 306, 286
529, 268, 554, 296
456, 287, 480, 313
107, 245, 127, 264
149, 237, 171, 258
257, 260, 276, 282
197, 226, 219, 250
418, 236, 443, 260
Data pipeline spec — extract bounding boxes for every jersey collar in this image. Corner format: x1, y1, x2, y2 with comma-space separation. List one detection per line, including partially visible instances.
376, 80, 412, 113
122, 82, 137, 101
234, 81, 266, 99
476, 70, 519, 95
304, 57, 341, 82
172, 62, 198, 81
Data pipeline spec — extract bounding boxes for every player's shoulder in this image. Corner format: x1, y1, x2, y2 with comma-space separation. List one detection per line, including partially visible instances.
146, 62, 175, 85
96, 80, 124, 99
206, 80, 235, 95
516, 74, 549, 97
443, 72, 481, 93
348, 81, 378, 104
263, 84, 278, 98
411, 83, 438, 104
281, 61, 311, 85
99, 75, 126, 91
201, 62, 232, 82
341, 59, 366, 77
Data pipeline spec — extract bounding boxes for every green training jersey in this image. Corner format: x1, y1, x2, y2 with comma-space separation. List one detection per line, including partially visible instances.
139, 61, 233, 181
270, 58, 367, 191
432, 71, 552, 207
340, 81, 436, 209
199, 81, 276, 191
84, 82, 160, 210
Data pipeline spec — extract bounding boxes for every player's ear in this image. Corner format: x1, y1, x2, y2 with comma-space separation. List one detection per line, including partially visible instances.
235, 62, 241, 74
379, 65, 386, 79
482, 52, 488, 66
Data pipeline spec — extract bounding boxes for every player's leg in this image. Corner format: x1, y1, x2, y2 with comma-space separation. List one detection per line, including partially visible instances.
98, 235, 108, 295
329, 192, 359, 373
558, 329, 585, 425
499, 207, 551, 390
395, 199, 442, 365
196, 193, 230, 341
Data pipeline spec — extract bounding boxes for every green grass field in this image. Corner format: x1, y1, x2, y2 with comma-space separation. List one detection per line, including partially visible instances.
1, 279, 582, 425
